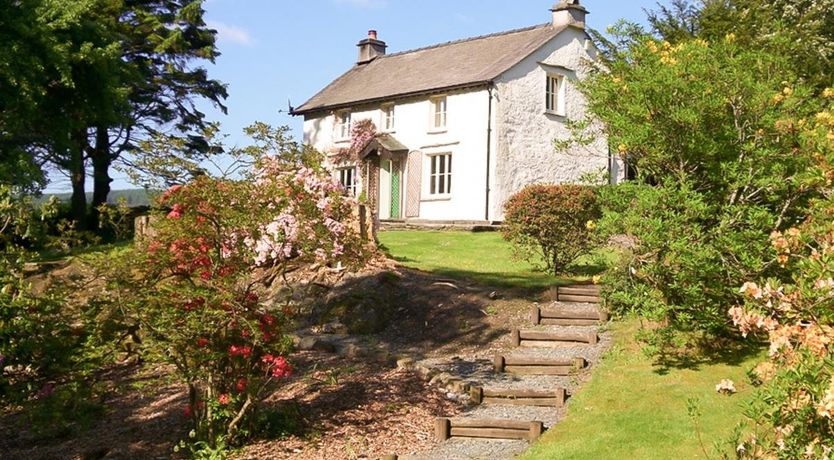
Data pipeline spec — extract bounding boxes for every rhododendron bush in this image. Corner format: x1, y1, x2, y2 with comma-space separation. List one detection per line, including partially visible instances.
105, 158, 368, 449
728, 96, 834, 459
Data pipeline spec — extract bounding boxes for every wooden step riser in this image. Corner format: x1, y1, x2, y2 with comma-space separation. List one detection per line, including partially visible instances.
556, 294, 601, 303
471, 386, 567, 407
540, 318, 600, 326
520, 341, 592, 348
495, 355, 586, 375
450, 427, 530, 440
532, 307, 609, 325
558, 286, 601, 296
436, 418, 543, 442
512, 329, 598, 346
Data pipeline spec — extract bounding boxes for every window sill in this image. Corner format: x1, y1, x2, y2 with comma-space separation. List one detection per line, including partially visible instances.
334, 137, 351, 144
427, 128, 448, 135
544, 110, 566, 118
421, 195, 452, 202
380, 129, 396, 134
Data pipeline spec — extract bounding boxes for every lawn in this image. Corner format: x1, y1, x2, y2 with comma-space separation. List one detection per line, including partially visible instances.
378, 230, 579, 289
522, 319, 765, 460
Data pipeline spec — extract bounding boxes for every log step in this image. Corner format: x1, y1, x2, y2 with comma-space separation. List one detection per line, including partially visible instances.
511, 329, 598, 347
470, 386, 567, 407
556, 284, 601, 303
531, 306, 609, 325
494, 354, 586, 375
435, 417, 544, 441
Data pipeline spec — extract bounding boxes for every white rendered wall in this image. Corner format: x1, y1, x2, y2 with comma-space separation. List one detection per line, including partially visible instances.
492, 27, 620, 221
302, 87, 493, 221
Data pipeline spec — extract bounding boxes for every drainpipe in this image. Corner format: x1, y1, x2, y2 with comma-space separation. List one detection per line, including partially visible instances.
485, 83, 494, 222
608, 145, 614, 184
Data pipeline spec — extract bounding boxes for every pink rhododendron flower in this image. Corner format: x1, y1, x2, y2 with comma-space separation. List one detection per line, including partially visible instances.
218, 394, 230, 405
739, 282, 763, 299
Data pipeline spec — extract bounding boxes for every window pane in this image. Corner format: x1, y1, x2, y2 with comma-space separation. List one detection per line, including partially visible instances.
447, 155, 452, 174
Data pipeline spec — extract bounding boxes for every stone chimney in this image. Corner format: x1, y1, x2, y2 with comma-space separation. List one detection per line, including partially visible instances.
551, 0, 588, 29
357, 30, 387, 64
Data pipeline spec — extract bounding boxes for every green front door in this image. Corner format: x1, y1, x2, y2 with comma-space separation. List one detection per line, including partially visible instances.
390, 160, 401, 219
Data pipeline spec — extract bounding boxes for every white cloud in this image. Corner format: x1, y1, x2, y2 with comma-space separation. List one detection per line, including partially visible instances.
334, 0, 388, 9
207, 20, 255, 46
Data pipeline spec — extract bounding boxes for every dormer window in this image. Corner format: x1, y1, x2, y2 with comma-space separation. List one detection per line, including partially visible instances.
545, 74, 566, 116
382, 104, 395, 132
430, 96, 447, 131
336, 110, 352, 140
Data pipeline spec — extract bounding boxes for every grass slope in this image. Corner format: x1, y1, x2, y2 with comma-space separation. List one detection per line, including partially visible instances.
377, 230, 567, 289
522, 320, 765, 460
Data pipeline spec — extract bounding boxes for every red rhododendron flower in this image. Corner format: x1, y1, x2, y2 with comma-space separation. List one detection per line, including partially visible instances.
167, 203, 185, 219
196, 338, 210, 348
218, 394, 230, 405
229, 345, 252, 358
262, 355, 292, 379
235, 378, 247, 393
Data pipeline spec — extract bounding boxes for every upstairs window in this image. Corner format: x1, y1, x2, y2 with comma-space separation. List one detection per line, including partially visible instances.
382, 104, 396, 131
338, 166, 357, 196
336, 111, 352, 140
429, 153, 452, 196
430, 96, 447, 130
546, 74, 566, 115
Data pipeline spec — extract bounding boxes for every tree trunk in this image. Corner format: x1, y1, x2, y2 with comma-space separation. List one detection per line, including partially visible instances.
69, 129, 88, 230
89, 126, 112, 231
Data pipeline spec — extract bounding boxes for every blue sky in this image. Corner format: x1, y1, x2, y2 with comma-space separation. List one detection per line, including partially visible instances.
46, 0, 662, 192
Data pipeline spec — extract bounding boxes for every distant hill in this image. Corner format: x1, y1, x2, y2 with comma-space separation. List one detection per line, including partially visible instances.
35, 189, 156, 208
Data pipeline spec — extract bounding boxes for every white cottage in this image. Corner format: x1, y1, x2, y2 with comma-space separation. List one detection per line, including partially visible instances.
292, 0, 620, 224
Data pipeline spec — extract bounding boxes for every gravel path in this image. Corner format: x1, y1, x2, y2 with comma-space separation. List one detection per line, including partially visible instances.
406, 300, 612, 460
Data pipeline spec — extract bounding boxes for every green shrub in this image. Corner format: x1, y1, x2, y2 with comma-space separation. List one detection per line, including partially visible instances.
502, 184, 600, 275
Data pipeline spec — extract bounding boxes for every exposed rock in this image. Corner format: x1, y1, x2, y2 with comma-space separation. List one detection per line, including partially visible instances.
397, 357, 416, 370
297, 337, 337, 353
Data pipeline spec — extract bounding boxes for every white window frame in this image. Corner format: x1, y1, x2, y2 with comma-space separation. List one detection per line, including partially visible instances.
381, 104, 396, 132
545, 73, 566, 116
426, 153, 452, 198
338, 166, 357, 197
429, 96, 447, 132
335, 110, 352, 141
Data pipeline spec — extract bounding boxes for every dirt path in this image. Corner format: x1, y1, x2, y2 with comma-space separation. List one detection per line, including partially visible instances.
2, 267, 550, 460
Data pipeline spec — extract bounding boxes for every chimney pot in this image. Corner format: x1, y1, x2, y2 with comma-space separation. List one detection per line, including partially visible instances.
357, 29, 387, 64
551, 0, 588, 29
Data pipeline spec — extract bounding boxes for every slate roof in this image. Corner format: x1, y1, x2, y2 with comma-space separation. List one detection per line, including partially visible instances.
292, 23, 571, 115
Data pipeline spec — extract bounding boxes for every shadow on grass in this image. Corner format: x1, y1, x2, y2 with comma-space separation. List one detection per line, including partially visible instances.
652, 337, 767, 375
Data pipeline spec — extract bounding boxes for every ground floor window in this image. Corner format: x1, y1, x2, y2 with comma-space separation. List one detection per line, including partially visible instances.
338, 166, 357, 196
429, 153, 452, 196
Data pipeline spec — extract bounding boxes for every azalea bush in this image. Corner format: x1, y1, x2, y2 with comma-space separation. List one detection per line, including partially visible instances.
726, 96, 834, 459
502, 184, 600, 275
0, 186, 108, 436
102, 156, 368, 450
